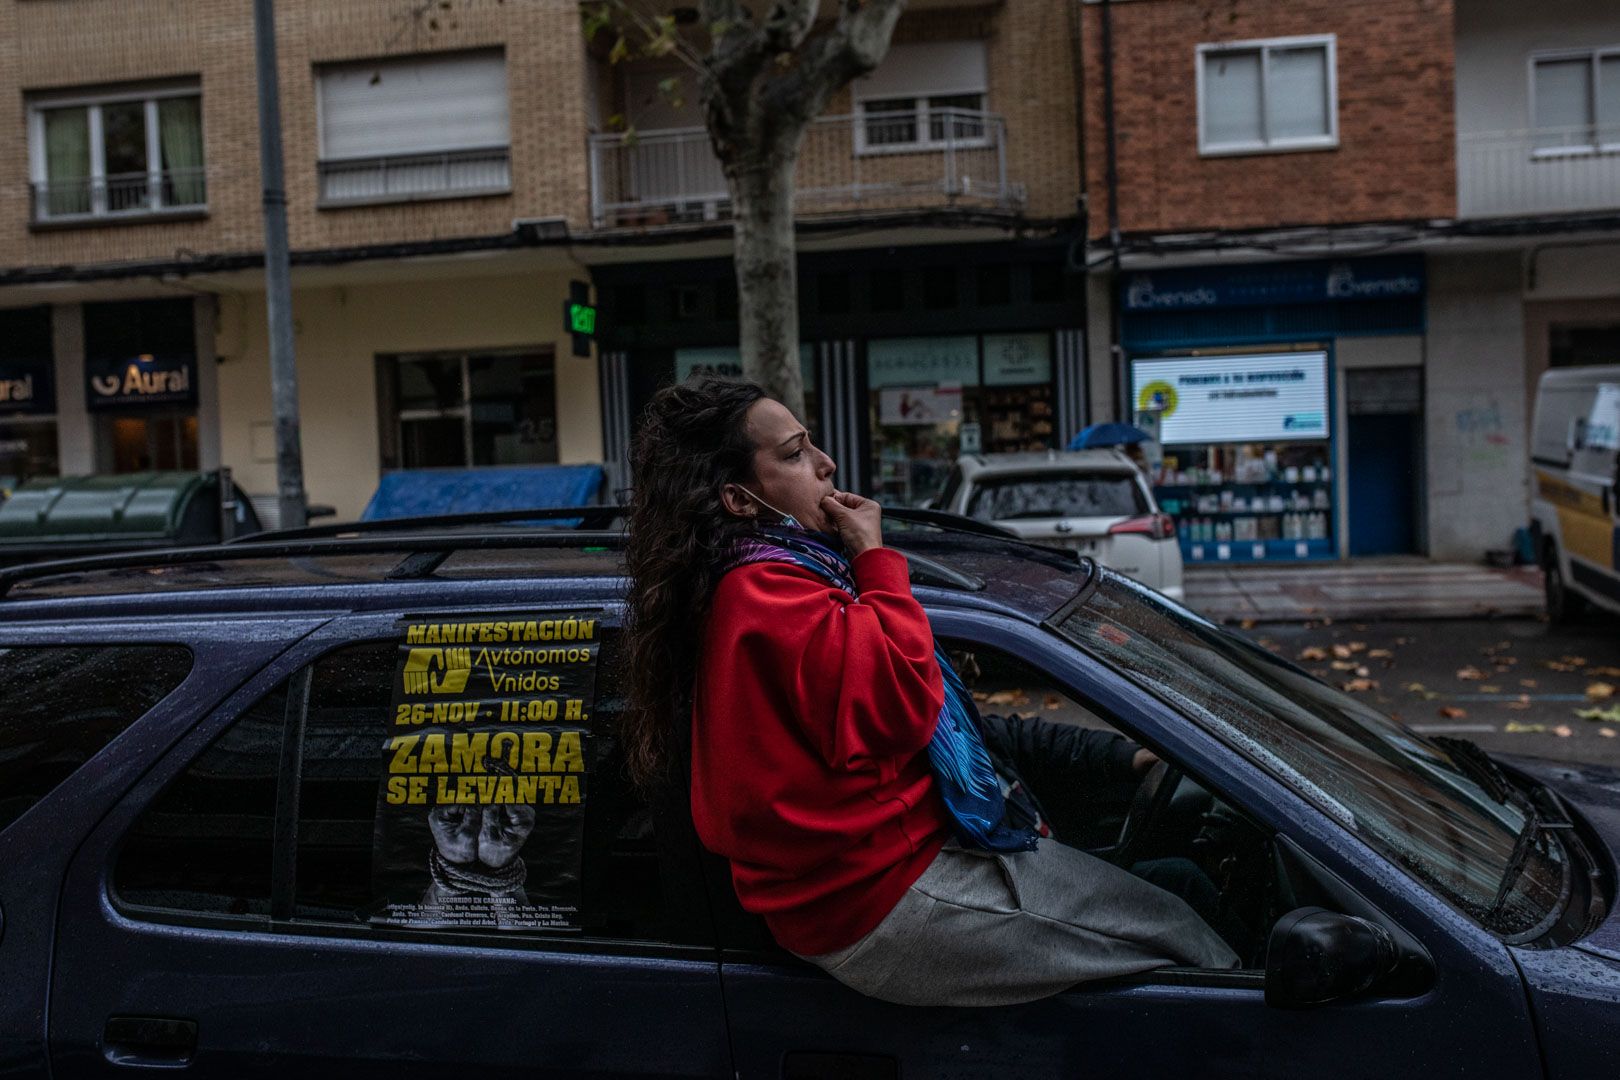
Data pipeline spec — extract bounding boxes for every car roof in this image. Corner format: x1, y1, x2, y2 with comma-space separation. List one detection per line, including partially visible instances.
0, 507, 1094, 627
958, 450, 1137, 476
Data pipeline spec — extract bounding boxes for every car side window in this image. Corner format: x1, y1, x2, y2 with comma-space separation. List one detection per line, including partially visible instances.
115, 629, 704, 948
0, 645, 193, 837
115, 681, 285, 919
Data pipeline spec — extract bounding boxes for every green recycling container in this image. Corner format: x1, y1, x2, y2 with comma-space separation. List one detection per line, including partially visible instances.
0, 472, 260, 564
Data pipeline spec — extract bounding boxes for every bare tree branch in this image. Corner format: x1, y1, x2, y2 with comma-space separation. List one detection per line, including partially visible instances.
769, 0, 904, 124
760, 0, 817, 54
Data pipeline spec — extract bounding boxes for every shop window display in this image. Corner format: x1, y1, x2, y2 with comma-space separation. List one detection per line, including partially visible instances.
870, 334, 1056, 506
1133, 350, 1336, 563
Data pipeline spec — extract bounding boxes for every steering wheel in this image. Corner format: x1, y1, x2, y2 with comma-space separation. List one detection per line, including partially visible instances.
1109, 759, 1183, 867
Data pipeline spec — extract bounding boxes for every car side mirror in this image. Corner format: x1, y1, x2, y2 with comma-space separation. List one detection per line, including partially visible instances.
1264, 907, 1400, 1008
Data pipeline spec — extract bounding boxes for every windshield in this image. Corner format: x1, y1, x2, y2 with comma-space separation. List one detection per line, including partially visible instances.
967, 473, 1147, 522
1055, 572, 1567, 939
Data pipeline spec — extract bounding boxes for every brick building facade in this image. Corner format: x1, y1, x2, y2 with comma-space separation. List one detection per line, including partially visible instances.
0, 0, 1092, 520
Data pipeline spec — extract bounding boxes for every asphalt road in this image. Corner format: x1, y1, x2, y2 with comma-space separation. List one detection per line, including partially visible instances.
1242, 616, 1620, 768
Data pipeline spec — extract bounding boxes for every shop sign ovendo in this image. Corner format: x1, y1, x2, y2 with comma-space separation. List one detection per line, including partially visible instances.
85, 353, 197, 411
1132, 352, 1329, 445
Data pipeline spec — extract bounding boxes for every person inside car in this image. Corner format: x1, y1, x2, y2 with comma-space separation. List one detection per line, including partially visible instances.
621, 377, 1237, 1007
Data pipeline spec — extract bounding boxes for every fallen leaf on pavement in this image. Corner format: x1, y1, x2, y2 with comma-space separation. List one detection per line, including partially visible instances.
1043, 694, 1063, 711
1347, 641, 1367, 653
1456, 666, 1486, 680
1404, 682, 1426, 693
1553, 725, 1574, 738
1505, 721, 1547, 734
1395, 637, 1412, 646
1520, 679, 1538, 689
1546, 660, 1579, 672
1562, 655, 1589, 667
1479, 685, 1502, 694
1590, 666, 1620, 678
1342, 678, 1378, 693
1502, 697, 1532, 710
983, 691, 1020, 705
1586, 682, 1617, 700
1438, 705, 1468, 719
1299, 646, 1328, 661
1492, 656, 1517, 666
1330, 660, 1358, 671
1368, 649, 1394, 660
1602, 729, 1618, 739
1575, 706, 1620, 723
1355, 666, 1372, 678
1332, 644, 1354, 660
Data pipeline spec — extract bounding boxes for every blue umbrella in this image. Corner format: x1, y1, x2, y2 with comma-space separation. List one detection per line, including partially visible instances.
1067, 423, 1153, 451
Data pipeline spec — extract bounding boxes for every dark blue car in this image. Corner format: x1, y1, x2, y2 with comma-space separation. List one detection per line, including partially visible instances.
0, 511, 1616, 1078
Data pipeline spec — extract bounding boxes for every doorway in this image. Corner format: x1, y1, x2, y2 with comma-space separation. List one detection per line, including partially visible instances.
97, 412, 198, 473
1346, 368, 1423, 557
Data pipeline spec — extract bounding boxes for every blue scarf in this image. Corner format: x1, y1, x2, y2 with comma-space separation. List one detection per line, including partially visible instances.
727, 524, 1040, 853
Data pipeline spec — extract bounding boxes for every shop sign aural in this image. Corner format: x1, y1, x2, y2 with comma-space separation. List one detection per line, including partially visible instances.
0, 357, 55, 416
85, 353, 197, 410
1132, 352, 1329, 445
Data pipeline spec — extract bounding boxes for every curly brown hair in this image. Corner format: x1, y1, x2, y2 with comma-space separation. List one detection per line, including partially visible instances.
620, 376, 768, 790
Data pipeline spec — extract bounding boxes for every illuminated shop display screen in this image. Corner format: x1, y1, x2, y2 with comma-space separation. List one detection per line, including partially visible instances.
1131, 351, 1329, 445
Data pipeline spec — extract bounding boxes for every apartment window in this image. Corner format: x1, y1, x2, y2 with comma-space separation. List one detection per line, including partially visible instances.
26, 83, 204, 224
317, 50, 511, 206
854, 42, 989, 152
1198, 36, 1337, 155
378, 349, 558, 470
1531, 49, 1620, 153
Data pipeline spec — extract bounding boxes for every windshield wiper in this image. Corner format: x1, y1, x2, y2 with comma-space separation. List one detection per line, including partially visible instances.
1432, 736, 1516, 805
1433, 737, 1571, 929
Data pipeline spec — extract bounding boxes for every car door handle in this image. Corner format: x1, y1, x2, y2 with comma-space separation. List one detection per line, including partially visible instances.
782, 1052, 897, 1080
103, 1016, 197, 1067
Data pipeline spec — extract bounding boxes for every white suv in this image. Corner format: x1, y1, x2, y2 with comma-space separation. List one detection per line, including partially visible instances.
934, 450, 1184, 601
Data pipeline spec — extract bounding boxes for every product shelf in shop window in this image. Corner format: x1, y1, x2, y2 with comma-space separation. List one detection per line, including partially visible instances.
1181, 537, 1335, 563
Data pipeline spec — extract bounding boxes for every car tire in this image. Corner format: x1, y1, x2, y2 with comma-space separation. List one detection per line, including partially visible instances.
1544, 543, 1587, 625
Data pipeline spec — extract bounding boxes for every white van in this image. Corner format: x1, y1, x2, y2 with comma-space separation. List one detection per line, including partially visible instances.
1529, 366, 1620, 621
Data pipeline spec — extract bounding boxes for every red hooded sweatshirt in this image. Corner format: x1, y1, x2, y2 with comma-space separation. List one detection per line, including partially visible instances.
690, 546, 952, 956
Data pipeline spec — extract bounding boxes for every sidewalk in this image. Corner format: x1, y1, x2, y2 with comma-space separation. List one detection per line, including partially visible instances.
1184, 559, 1546, 623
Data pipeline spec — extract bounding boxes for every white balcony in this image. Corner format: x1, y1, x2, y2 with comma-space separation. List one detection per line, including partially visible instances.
1458, 125, 1620, 218
587, 109, 1022, 229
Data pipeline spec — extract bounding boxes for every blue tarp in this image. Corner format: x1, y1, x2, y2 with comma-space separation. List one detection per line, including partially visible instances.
361, 465, 605, 522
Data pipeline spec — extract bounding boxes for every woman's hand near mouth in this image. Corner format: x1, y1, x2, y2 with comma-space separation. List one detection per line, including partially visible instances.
820, 490, 884, 556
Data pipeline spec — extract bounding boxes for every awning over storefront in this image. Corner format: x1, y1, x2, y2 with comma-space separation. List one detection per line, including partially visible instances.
360, 464, 604, 521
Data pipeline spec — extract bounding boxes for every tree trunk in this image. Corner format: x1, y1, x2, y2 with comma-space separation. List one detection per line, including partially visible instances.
731, 149, 805, 421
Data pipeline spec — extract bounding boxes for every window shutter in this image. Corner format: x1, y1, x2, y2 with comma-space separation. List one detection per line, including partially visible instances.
320, 50, 509, 160
1204, 50, 1263, 147
1267, 46, 1329, 140
855, 41, 989, 100
1534, 58, 1593, 138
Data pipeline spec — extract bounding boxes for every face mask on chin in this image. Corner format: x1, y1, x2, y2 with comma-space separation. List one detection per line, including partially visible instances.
739, 486, 802, 531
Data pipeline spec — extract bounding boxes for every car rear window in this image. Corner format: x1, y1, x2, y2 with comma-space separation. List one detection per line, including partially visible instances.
966, 473, 1148, 522
0, 646, 193, 834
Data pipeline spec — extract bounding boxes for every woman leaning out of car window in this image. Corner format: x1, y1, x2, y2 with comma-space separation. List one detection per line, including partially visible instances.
620, 376, 1237, 1007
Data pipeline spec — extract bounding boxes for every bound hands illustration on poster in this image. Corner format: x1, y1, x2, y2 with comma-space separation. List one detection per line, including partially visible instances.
372, 614, 600, 931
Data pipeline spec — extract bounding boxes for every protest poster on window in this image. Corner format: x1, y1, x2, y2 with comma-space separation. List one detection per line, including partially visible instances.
371, 613, 600, 931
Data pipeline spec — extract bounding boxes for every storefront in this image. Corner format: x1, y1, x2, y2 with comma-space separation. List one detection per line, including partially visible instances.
1119, 255, 1426, 563
593, 240, 1088, 504
83, 299, 200, 473
0, 306, 59, 488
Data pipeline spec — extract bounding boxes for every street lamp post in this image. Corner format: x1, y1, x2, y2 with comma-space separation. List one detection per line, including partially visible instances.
252, 0, 308, 529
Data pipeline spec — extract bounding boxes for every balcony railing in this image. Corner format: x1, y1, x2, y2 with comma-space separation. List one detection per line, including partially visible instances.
1458, 125, 1620, 218
30, 168, 207, 225
317, 146, 512, 207
588, 110, 1021, 228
